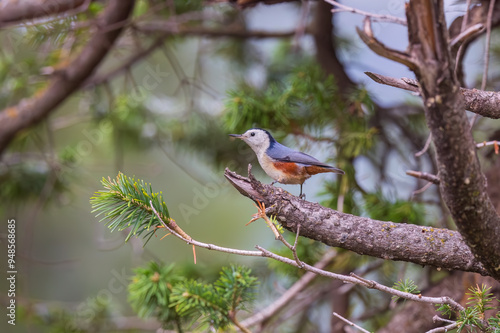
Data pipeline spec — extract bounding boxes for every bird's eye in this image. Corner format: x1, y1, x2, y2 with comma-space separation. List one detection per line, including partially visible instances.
250, 132, 255, 137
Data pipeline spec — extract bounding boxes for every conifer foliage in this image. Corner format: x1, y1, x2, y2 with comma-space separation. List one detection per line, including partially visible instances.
91, 173, 258, 331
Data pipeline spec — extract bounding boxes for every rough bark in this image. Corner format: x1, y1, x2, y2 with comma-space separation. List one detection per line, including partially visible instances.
0, 0, 136, 155
403, 0, 500, 281
224, 167, 488, 276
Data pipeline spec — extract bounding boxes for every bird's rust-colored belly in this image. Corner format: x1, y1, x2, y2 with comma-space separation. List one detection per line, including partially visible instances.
272, 162, 338, 184
272, 161, 307, 184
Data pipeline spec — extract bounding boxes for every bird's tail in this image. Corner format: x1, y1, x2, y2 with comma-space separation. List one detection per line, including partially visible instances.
305, 165, 345, 175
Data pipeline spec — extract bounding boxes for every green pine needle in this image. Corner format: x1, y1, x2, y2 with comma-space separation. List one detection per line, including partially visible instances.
392, 278, 420, 302
90, 172, 170, 244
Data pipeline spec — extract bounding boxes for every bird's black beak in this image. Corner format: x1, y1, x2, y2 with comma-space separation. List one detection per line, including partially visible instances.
229, 134, 242, 139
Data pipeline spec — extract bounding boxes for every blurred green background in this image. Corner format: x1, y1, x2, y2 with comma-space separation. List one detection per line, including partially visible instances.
1, 0, 500, 332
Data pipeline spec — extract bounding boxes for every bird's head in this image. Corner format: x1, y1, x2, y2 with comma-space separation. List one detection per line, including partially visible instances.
229, 128, 273, 155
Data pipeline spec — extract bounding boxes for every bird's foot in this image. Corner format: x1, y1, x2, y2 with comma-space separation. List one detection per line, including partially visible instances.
299, 193, 306, 200
270, 181, 277, 186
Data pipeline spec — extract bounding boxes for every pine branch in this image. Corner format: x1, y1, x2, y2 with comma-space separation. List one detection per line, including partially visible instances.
90, 172, 190, 244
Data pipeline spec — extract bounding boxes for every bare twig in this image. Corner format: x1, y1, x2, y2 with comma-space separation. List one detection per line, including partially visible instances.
426, 321, 460, 333
150, 201, 263, 258
454, 0, 474, 74
240, 249, 337, 328
415, 133, 433, 157
325, 0, 407, 25
257, 246, 465, 311
149, 200, 465, 313
406, 170, 440, 185
290, 224, 303, 268
451, 23, 484, 49
230, 315, 252, 333
476, 140, 499, 154
356, 18, 415, 69
412, 181, 434, 196
471, 0, 497, 128
333, 312, 371, 333
481, 0, 496, 92
432, 315, 456, 325
248, 201, 281, 239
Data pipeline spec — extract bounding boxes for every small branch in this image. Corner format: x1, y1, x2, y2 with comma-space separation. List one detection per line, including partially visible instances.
412, 181, 434, 196
471, 0, 497, 128
425, 321, 460, 333
432, 315, 456, 325
251, 201, 306, 268
325, 0, 407, 25
356, 18, 415, 70
332, 312, 370, 333
256, 246, 465, 311
450, 23, 485, 49
476, 140, 499, 154
406, 170, 440, 185
415, 133, 433, 157
290, 225, 303, 267
365, 72, 500, 119
229, 315, 252, 333
365, 71, 420, 92
481, 0, 496, 91
150, 201, 264, 258
240, 250, 337, 328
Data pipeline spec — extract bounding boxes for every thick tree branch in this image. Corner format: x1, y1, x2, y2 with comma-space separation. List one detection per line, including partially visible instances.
365, 72, 500, 119
224, 167, 488, 276
0, 0, 135, 155
404, 0, 500, 280
0, 0, 87, 27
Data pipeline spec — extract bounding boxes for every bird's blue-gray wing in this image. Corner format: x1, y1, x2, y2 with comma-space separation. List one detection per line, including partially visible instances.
268, 142, 332, 168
